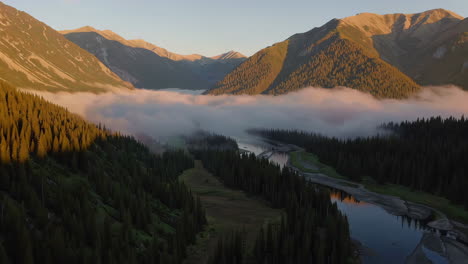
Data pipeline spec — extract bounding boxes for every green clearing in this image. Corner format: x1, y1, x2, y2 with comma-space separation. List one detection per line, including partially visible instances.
364, 182, 468, 223
292, 150, 468, 224
179, 161, 281, 264
290, 150, 346, 180
166, 136, 186, 150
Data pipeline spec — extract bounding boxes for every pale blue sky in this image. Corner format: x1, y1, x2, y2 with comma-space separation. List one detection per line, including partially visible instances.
4, 0, 468, 56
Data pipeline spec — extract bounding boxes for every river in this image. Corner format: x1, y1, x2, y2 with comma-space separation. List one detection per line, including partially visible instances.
236, 138, 464, 264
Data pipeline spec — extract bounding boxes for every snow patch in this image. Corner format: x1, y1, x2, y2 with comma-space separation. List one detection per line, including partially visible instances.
433, 46, 447, 59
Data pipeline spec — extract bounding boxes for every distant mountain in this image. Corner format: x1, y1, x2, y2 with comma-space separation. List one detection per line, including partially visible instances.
0, 2, 133, 92
211, 51, 246, 60
61, 27, 246, 90
207, 9, 467, 98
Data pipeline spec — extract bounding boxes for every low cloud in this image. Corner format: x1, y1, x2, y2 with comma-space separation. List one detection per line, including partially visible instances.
34, 86, 468, 141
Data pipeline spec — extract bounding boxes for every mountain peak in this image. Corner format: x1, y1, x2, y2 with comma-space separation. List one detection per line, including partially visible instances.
212, 51, 246, 60
421, 8, 464, 20
341, 8, 463, 30
60, 26, 127, 43
59, 26, 99, 34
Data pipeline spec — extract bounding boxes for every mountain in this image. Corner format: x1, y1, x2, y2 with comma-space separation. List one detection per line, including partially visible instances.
412, 17, 468, 88
61, 27, 246, 90
0, 2, 132, 92
338, 9, 467, 89
211, 51, 246, 60
61, 26, 206, 62
207, 9, 467, 98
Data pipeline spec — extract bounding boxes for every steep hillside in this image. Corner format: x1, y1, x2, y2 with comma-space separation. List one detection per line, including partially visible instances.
338, 9, 468, 89
0, 80, 204, 264
0, 2, 132, 92
62, 27, 246, 89
206, 41, 289, 95
268, 33, 420, 98
208, 9, 468, 97
207, 18, 420, 98
61, 26, 205, 62
414, 18, 468, 88
63, 31, 209, 89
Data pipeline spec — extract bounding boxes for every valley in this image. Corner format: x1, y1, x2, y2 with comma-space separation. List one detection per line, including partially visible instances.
179, 161, 281, 264
0, 1, 468, 263
236, 138, 468, 264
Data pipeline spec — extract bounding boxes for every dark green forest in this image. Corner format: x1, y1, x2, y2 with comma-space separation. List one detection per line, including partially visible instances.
255, 116, 468, 209
191, 147, 353, 264
0, 81, 206, 264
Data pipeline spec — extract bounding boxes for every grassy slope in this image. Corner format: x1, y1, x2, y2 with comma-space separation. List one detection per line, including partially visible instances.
0, 2, 132, 92
292, 150, 468, 223
207, 19, 420, 98
290, 151, 346, 180
269, 34, 420, 98
179, 161, 281, 264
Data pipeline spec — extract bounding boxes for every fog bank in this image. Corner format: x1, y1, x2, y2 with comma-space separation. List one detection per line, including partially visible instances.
34, 86, 468, 141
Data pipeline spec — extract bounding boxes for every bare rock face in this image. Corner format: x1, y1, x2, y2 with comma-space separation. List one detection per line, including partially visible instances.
0, 2, 133, 92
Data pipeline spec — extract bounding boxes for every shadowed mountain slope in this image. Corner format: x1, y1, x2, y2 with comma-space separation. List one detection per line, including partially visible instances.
62, 27, 246, 90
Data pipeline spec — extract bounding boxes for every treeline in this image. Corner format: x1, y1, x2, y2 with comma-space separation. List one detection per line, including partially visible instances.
0, 81, 206, 264
192, 149, 353, 263
0, 81, 105, 163
185, 131, 238, 151
255, 116, 468, 209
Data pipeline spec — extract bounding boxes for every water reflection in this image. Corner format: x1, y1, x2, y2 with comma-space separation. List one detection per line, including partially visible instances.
155, 88, 206, 95
235, 139, 452, 264
330, 189, 366, 205
325, 187, 450, 264
237, 140, 289, 168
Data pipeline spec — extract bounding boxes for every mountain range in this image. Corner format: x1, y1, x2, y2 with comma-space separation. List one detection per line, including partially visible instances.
0, 2, 132, 92
206, 9, 468, 98
61, 27, 246, 90
0, 1, 466, 98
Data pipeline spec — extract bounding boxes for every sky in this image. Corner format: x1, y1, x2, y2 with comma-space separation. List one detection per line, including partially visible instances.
3, 0, 468, 57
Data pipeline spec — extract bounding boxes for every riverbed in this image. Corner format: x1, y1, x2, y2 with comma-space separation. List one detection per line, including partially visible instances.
236, 138, 468, 264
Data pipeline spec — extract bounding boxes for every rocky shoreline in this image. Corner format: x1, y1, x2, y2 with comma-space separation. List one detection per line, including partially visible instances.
256, 140, 468, 263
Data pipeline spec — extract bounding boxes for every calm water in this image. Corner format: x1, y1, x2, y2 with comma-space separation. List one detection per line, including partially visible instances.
238, 139, 451, 264
331, 191, 424, 263
155, 88, 206, 95
236, 139, 289, 168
